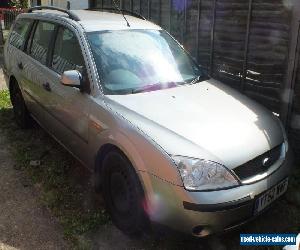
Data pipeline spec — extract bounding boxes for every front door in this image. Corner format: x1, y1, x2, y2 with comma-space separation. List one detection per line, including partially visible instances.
41, 25, 90, 164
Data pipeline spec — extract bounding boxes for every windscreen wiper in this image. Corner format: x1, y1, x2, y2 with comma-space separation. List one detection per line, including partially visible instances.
189, 75, 209, 85
132, 82, 182, 94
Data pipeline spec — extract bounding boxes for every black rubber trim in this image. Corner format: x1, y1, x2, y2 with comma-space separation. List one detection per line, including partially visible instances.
28, 6, 81, 21
183, 195, 253, 212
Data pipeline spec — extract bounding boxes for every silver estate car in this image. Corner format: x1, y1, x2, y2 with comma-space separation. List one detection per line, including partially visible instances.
3, 6, 293, 237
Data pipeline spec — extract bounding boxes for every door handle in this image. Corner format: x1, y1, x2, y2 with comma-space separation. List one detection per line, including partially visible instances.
17, 62, 24, 70
42, 82, 51, 92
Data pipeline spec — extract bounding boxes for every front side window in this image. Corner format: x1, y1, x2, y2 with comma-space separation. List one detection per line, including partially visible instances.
51, 27, 85, 74
9, 18, 32, 50
29, 21, 55, 65
87, 29, 207, 95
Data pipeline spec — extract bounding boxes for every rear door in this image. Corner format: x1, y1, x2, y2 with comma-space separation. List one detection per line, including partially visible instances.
5, 18, 33, 95
21, 20, 56, 122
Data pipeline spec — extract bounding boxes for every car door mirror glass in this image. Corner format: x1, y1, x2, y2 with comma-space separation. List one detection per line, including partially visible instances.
60, 70, 82, 89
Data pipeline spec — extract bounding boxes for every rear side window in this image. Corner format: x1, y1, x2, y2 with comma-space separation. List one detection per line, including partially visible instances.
51, 27, 85, 74
29, 21, 55, 65
9, 19, 32, 50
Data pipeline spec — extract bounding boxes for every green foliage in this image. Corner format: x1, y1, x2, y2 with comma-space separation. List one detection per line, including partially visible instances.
0, 90, 11, 109
9, 0, 28, 9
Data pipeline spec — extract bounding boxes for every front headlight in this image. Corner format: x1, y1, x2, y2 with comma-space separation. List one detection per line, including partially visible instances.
172, 156, 239, 191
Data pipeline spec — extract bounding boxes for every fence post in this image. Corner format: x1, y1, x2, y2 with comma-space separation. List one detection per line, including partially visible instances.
286, 24, 300, 124
209, 0, 217, 75
181, 0, 187, 45
281, 24, 300, 128
196, 0, 201, 63
130, 0, 133, 11
169, 0, 172, 32
241, 0, 253, 92
139, 0, 142, 14
0, 11, 4, 46
3, 11, 6, 30
147, 0, 151, 19
158, 0, 161, 25
0, 25, 3, 46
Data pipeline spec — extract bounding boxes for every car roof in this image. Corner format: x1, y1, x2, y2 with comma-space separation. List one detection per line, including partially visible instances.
19, 9, 161, 32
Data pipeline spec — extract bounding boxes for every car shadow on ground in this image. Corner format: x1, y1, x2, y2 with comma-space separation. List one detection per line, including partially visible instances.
0, 92, 299, 250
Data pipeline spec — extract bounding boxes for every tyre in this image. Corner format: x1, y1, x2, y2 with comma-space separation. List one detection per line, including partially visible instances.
101, 149, 149, 236
10, 82, 31, 128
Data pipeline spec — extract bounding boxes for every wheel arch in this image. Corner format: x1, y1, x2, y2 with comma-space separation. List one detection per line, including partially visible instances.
91, 124, 183, 196
95, 143, 120, 173
93, 140, 152, 194
94, 142, 146, 175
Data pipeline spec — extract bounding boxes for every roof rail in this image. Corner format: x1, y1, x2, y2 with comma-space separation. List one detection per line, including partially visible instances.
27, 6, 80, 21
88, 8, 146, 20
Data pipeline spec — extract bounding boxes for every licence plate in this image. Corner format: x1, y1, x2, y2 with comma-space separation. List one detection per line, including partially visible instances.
254, 178, 288, 214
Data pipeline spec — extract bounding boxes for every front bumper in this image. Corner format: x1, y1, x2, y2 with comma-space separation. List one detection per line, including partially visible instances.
139, 150, 293, 237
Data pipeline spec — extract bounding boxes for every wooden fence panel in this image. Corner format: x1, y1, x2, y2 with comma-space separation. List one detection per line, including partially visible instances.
290, 25, 300, 161
211, 0, 249, 90
118, 0, 290, 114
243, 0, 291, 112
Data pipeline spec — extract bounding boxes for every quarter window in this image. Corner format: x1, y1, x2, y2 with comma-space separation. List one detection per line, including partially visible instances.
9, 19, 32, 50
51, 27, 85, 74
29, 21, 55, 65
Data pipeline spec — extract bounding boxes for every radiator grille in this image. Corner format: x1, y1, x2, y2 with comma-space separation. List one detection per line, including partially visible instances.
233, 144, 282, 180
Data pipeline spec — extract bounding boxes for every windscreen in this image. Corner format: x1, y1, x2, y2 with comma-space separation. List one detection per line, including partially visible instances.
87, 29, 207, 94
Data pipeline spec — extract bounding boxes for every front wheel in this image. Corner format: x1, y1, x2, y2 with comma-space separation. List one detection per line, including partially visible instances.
101, 149, 149, 236
10, 83, 31, 128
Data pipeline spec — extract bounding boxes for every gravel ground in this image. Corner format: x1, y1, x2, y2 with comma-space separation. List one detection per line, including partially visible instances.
0, 133, 69, 250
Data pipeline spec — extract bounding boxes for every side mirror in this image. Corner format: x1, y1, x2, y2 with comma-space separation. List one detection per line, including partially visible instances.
60, 70, 82, 89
